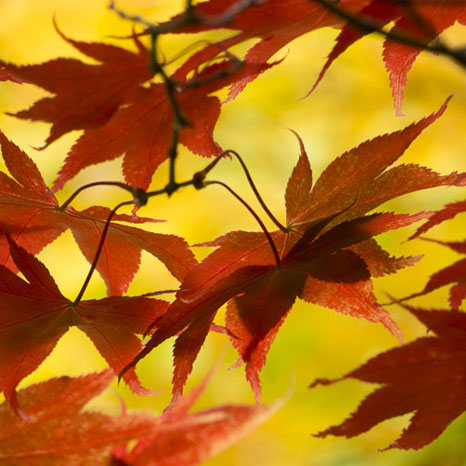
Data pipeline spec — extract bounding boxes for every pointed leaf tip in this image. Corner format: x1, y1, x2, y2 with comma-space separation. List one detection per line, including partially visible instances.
311, 308, 466, 449
285, 130, 312, 226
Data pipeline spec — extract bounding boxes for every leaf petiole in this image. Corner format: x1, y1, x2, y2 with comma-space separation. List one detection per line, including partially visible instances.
58, 181, 136, 211
191, 149, 288, 232
73, 199, 135, 305
204, 180, 282, 267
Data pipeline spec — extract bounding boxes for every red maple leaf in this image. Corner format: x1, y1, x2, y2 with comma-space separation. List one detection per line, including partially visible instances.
382, 1, 466, 115
170, 0, 369, 100
411, 198, 466, 240
310, 304, 466, 450
0, 366, 285, 465
3, 23, 274, 191
407, 238, 466, 310
53, 58, 273, 191
176, 97, 461, 302
168, 0, 465, 110
0, 131, 196, 295
0, 370, 157, 463
0, 235, 169, 412
123, 98, 463, 403
2, 24, 153, 147
310, 0, 466, 113
401, 199, 466, 309
113, 363, 287, 466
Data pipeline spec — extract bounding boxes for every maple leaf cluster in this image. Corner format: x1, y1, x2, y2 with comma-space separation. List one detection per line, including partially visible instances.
0, 0, 465, 462
0, 368, 285, 465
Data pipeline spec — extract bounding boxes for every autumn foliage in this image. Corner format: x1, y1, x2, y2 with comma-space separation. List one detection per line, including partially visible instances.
0, 0, 465, 464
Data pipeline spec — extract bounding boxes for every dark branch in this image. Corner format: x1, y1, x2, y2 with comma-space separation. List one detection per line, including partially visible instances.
313, 0, 466, 68
109, 0, 266, 34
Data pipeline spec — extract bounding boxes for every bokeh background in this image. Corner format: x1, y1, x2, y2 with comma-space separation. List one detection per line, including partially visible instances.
0, 0, 466, 464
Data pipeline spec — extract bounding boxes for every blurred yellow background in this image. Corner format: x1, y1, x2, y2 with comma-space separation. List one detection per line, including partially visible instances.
0, 0, 466, 464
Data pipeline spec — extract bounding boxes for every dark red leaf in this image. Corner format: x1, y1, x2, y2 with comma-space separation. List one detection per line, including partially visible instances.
114, 368, 287, 466
383, 2, 466, 115
286, 211, 429, 265
226, 268, 304, 401
171, 0, 368, 99
411, 199, 466, 240
0, 237, 169, 411
54, 59, 273, 191
0, 131, 196, 294
127, 99, 459, 400
300, 249, 402, 341
3, 26, 153, 146
311, 305, 466, 450
310, 0, 400, 95
0, 370, 157, 463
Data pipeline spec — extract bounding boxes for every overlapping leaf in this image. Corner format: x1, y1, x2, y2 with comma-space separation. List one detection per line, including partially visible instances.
310, 0, 466, 113
0, 370, 157, 464
114, 365, 287, 466
0, 368, 284, 465
177, 95, 460, 301
0, 236, 169, 412
310, 305, 466, 450
382, 0, 466, 115
223, 211, 426, 401
170, 0, 369, 99
403, 199, 466, 309
173, 0, 465, 112
54, 59, 273, 190
2, 26, 154, 147
0, 131, 196, 295
2, 24, 274, 191
124, 99, 464, 403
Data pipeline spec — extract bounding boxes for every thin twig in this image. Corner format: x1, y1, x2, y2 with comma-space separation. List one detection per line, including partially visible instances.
313, 0, 466, 68
192, 0, 267, 27
109, 1, 251, 196
226, 150, 288, 232
109, 0, 267, 34
73, 200, 135, 305
149, 32, 190, 194
398, 0, 437, 40
59, 181, 135, 211
205, 180, 281, 267
181, 53, 244, 89
190, 149, 287, 231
